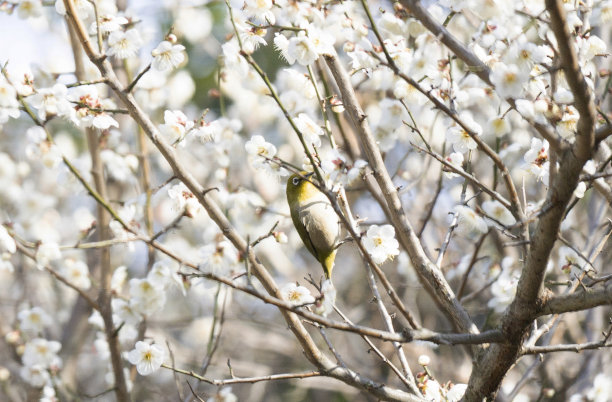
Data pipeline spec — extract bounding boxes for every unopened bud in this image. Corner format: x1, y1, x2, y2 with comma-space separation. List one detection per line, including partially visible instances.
418, 354, 431, 366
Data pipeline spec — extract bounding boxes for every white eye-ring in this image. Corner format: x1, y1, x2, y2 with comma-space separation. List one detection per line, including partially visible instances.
292, 176, 300, 186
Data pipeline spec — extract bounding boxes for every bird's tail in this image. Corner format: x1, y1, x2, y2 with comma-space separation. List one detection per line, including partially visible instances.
322, 249, 337, 279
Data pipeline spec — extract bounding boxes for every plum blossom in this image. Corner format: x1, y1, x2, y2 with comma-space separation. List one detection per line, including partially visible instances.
280, 283, 315, 305
443, 152, 464, 179
488, 268, 517, 313
129, 277, 166, 315
107, 29, 143, 59
112, 298, 143, 326
482, 200, 516, 227
446, 113, 481, 154
321, 150, 366, 185
490, 62, 528, 99
25, 126, 62, 169
199, 240, 240, 277
294, 113, 324, 148
207, 387, 238, 402
314, 279, 336, 317
454, 205, 488, 237
20, 364, 51, 388
18, 307, 52, 334
574, 182, 587, 199
60, 259, 91, 289
0, 225, 16, 254
243, 0, 275, 24
363, 224, 400, 264
29, 83, 74, 121
523, 138, 550, 184
151, 41, 185, 71
159, 110, 193, 145
167, 182, 203, 217
22, 338, 62, 368
0, 78, 21, 123
245, 135, 277, 171
69, 86, 119, 129
127, 341, 165, 376
35, 242, 61, 267
91, 14, 128, 34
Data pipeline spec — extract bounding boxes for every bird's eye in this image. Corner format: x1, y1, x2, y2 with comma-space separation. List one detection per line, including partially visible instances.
292, 177, 300, 186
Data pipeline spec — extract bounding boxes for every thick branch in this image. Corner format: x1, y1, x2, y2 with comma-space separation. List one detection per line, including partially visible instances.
539, 285, 612, 316
324, 54, 478, 336
464, 1, 597, 399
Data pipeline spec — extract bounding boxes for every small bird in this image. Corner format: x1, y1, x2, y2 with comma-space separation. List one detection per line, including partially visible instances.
286, 172, 341, 279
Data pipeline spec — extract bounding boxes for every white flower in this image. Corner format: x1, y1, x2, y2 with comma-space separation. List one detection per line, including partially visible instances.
558, 246, 588, 277
243, 0, 275, 24
207, 386, 238, 402
29, 83, 74, 121
22, 338, 61, 368
112, 298, 142, 326
54, 0, 93, 18
446, 383, 468, 402
151, 41, 185, 71
454, 205, 488, 236
111, 265, 128, 292
420, 378, 443, 401
245, 135, 277, 170
0, 78, 21, 123
573, 182, 587, 199
237, 23, 268, 54
60, 259, 91, 289
586, 373, 612, 402
553, 88, 574, 104
523, 138, 549, 184
482, 200, 516, 227
222, 40, 249, 77
0, 225, 16, 254
159, 110, 193, 145
294, 113, 324, 148
558, 107, 579, 139
446, 115, 481, 154
286, 32, 319, 66
107, 29, 143, 59
127, 341, 165, 376
320, 150, 366, 185
147, 260, 182, 291
443, 152, 464, 179
25, 126, 62, 169
0, 253, 14, 273
167, 182, 202, 217
580, 35, 607, 61
18, 307, 52, 334
491, 63, 528, 99
488, 269, 517, 313
199, 240, 240, 277
100, 150, 138, 182
314, 279, 336, 317
280, 283, 315, 305
17, 0, 43, 19
36, 242, 61, 267
20, 364, 50, 388
486, 116, 510, 137
363, 224, 400, 265
91, 14, 128, 34
129, 278, 166, 315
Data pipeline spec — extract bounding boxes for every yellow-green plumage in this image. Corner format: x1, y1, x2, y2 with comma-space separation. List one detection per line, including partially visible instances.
286, 173, 340, 279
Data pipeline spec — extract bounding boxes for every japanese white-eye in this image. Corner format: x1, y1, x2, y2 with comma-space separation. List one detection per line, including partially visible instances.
286, 172, 341, 279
